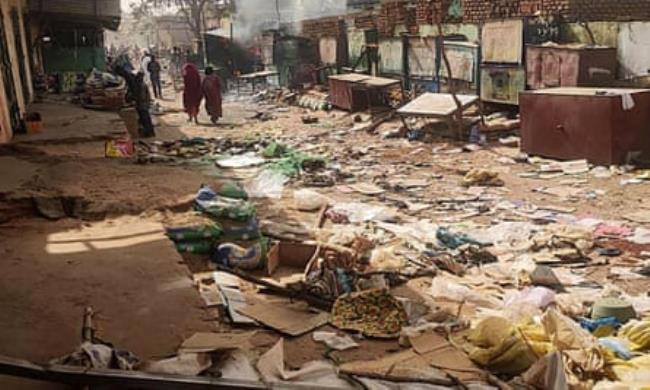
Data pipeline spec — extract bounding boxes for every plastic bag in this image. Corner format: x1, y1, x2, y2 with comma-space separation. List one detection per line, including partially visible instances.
245, 170, 288, 199
429, 276, 501, 309
330, 202, 394, 223
217, 153, 265, 168
369, 246, 404, 271
293, 189, 329, 211
504, 286, 556, 311
464, 316, 538, 375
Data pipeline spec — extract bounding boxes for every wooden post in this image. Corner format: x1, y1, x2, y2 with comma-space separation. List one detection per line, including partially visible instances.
436, 21, 464, 140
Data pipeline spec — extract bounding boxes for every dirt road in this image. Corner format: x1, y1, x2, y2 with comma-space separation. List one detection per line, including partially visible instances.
1, 85, 649, 388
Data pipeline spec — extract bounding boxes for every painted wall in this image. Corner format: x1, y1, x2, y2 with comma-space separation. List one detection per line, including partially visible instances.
0, 0, 34, 143
378, 38, 402, 74
618, 22, 650, 79
561, 22, 619, 47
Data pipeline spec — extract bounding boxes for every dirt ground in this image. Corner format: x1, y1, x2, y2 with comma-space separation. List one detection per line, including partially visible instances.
1, 82, 650, 388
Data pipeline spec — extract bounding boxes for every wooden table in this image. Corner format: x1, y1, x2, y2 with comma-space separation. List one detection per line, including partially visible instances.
236, 70, 280, 94
328, 74, 403, 111
396, 92, 479, 135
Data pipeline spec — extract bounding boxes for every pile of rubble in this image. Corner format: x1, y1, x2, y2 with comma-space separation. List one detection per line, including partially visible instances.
52, 130, 650, 389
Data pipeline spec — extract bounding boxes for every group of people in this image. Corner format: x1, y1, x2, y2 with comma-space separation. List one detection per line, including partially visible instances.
182, 63, 222, 124
111, 50, 223, 139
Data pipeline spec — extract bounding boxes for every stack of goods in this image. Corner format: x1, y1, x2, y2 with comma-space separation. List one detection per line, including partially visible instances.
167, 182, 268, 270
82, 68, 126, 111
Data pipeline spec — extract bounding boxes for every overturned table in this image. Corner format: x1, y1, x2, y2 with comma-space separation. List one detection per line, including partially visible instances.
236, 70, 280, 94
397, 92, 479, 136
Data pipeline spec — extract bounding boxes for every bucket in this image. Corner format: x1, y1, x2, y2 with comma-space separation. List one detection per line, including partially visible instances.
26, 120, 43, 133
25, 112, 43, 133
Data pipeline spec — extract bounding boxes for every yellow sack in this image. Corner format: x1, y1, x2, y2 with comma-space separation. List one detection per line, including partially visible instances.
542, 309, 605, 377
618, 320, 650, 351
517, 322, 554, 357
464, 316, 537, 375
610, 354, 650, 384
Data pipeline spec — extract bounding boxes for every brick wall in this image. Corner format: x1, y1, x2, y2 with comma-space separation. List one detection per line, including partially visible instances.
463, 0, 650, 23
299, 0, 650, 40
353, 12, 376, 30
564, 0, 650, 22
301, 16, 344, 40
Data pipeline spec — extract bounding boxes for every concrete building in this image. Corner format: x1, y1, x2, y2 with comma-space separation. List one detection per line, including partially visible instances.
0, 0, 121, 143
0, 0, 32, 143
28, 0, 121, 74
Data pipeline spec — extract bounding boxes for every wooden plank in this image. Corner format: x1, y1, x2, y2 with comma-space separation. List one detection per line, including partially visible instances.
329, 73, 370, 82
361, 76, 401, 88
397, 92, 478, 117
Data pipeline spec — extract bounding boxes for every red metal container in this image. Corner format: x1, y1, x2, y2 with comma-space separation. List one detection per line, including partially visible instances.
328, 74, 370, 111
526, 45, 617, 90
520, 87, 650, 165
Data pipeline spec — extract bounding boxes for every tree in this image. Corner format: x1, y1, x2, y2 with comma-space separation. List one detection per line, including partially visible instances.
131, 0, 233, 53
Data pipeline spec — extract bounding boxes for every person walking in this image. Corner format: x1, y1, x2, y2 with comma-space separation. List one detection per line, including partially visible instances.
147, 55, 163, 99
182, 62, 202, 124
202, 67, 222, 124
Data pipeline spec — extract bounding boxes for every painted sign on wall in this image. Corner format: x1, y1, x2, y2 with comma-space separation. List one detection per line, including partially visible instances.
442, 42, 478, 83
408, 37, 436, 77
481, 65, 526, 105
347, 29, 366, 66
319, 37, 337, 65
379, 38, 403, 74
481, 19, 524, 64
618, 22, 650, 78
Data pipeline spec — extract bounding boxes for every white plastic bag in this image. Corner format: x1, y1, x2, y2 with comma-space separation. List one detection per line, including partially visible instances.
245, 170, 288, 199
430, 276, 501, 309
330, 202, 395, 223
293, 189, 329, 211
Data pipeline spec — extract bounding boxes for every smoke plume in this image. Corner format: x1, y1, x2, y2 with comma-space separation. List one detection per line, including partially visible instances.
232, 0, 347, 41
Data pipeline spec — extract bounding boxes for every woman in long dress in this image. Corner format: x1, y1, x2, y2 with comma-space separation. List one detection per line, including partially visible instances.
182, 63, 202, 124
202, 67, 222, 124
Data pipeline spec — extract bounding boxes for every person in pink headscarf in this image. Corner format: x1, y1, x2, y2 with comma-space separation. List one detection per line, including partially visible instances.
182, 62, 202, 124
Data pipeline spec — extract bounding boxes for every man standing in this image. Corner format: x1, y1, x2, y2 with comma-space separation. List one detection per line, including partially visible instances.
140, 51, 151, 87
131, 72, 155, 137
147, 55, 163, 99
114, 65, 155, 138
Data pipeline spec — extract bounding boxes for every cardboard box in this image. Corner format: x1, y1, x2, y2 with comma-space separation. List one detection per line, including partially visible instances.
266, 242, 318, 276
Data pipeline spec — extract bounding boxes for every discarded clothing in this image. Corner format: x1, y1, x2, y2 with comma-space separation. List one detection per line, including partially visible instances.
213, 239, 268, 270
436, 227, 482, 249
53, 341, 139, 371
579, 317, 621, 334
331, 289, 408, 338
312, 331, 359, 351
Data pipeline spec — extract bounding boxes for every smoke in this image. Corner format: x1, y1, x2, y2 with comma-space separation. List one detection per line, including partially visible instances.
232, 0, 348, 42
